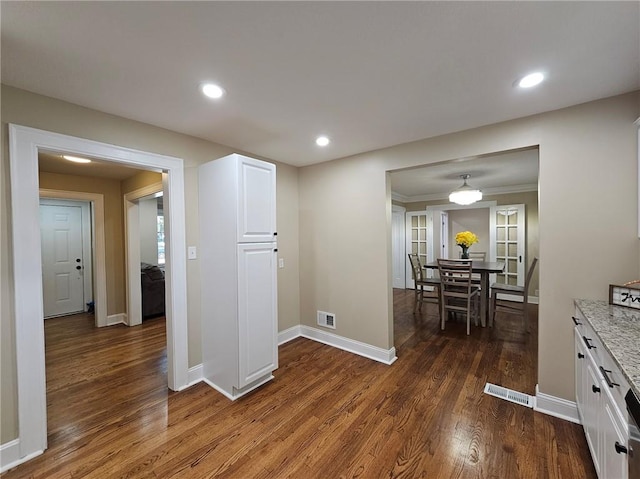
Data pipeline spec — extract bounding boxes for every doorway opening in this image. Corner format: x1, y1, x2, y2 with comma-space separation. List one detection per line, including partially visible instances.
8, 124, 189, 462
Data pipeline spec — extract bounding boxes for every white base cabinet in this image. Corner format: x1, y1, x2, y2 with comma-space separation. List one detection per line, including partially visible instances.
199, 153, 278, 400
574, 307, 629, 479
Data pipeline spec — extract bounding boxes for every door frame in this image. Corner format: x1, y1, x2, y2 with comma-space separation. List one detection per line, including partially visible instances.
425, 200, 497, 264
124, 182, 164, 327
391, 205, 406, 289
8, 124, 189, 461
39, 197, 96, 320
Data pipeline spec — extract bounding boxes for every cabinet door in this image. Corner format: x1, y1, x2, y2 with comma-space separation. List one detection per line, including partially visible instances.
237, 157, 276, 243
237, 243, 278, 388
584, 357, 602, 476
575, 329, 587, 421
601, 389, 629, 479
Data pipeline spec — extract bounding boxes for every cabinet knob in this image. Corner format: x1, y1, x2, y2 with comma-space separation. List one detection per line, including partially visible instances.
591, 384, 601, 394
577, 353, 584, 359
615, 442, 628, 454
571, 316, 582, 325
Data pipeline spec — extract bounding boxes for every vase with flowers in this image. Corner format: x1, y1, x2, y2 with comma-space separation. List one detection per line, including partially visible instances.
455, 231, 478, 259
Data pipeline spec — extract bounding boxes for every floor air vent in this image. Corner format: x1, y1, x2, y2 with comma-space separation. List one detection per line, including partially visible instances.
484, 383, 534, 408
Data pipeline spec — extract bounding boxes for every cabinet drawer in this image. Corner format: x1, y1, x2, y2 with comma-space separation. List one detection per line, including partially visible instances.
573, 309, 630, 426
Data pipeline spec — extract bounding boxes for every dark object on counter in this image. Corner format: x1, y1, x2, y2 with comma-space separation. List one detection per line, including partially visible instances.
141, 263, 165, 319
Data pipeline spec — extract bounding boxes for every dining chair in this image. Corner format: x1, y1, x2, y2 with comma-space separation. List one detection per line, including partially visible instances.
407, 253, 440, 315
489, 257, 538, 331
465, 251, 486, 286
437, 259, 480, 335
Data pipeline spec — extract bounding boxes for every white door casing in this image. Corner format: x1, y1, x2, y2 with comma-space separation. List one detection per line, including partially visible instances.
40, 203, 85, 318
440, 211, 449, 260
8, 124, 189, 463
391, 205, 406, 289
124, 183, 163, 327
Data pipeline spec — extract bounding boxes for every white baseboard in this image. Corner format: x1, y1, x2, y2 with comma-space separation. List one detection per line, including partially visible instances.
534, 384, 580, 424
0, 439, 43, 474
186, 364, 203, 388
278, 325, 302, 345
203, 375, 274, 401
106, 313, 127, 326
291, 325, 397, 365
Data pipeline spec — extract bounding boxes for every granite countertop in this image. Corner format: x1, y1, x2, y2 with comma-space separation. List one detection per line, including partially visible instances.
575, 299, 640, 399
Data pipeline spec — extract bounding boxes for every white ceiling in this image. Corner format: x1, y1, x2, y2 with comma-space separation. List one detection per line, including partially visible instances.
390, 147, 539, 201
2, 2, 639, 168
38, 151, 149, 181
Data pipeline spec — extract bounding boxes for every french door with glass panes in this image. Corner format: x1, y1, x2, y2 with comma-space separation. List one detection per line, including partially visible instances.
405, 211, 429, 288
489, 204, 525, 286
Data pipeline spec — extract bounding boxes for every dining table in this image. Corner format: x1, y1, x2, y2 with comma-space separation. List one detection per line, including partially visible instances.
423, 260, 506, 327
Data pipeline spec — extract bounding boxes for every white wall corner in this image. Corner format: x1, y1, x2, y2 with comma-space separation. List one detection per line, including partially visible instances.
106, 313, 128, 326
534, 384, 581, 424
0, 439, 43, 474
278, 325, 303, 345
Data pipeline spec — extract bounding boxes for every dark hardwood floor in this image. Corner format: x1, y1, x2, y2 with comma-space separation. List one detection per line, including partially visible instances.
2, 290, 596, 478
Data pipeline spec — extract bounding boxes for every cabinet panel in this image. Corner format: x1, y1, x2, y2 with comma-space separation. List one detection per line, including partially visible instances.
585, 356, 602, 476
237, 157, 276, 243
237, 243, 278, 388
601, 387, 628, 479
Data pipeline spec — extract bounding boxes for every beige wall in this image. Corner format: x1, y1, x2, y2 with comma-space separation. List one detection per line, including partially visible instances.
298, 92, 639, 403
39, 171, 127, 315
0, 85, 301, 444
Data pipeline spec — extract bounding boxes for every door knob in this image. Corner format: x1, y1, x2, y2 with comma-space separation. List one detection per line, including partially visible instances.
76, 265, 82, 270
76, 258, 81, 263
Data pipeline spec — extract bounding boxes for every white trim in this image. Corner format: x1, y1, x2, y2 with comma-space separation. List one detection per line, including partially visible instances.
124, 182, 163, 327
203, 375, 274, 401
277, 325, 397, 364
0, 439, 43, 474
106, 313, 128, 326
278, 325, 302, 345
186, 364, 204, 388
300, 325, 397, 365
425, 200, 497, 212
392, 183, 538, 204
39, 190, 108, 327
534, 384, 580, 424
8, 124, 190, 463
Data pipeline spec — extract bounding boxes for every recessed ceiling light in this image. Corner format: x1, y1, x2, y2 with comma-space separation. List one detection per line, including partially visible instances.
201, 83, 225, 99
315, 136, 330, 147
63, 155, 91, 164
518, 72, 545, 88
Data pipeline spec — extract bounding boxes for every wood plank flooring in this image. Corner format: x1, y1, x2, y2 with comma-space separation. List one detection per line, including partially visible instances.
2, 290, 596, 478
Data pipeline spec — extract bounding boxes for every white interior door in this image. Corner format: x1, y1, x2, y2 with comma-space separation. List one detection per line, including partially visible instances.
489, 204, 525, 286
40, 203, 85, 317
405, 211, 428, 288
391, 205, 406, 288
440, 211, 449, 260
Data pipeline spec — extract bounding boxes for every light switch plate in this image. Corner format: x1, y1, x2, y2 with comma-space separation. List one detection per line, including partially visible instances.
278, 258, 284, 269
188, 246, 197, 260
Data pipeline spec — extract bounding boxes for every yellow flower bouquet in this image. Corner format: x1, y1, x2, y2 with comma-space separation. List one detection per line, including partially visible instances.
455, 231, 478, 259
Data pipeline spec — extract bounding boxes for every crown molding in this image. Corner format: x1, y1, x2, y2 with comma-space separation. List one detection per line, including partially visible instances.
391, 183, 538, 204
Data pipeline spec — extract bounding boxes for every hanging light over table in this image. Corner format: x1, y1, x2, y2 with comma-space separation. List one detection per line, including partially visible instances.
449, 174, 482, 205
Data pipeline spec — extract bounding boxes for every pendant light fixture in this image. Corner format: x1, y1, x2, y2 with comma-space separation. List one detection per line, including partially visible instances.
449, 174, 482, 205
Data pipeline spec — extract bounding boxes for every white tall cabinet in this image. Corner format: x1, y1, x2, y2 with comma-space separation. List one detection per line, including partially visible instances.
199, 153, 278, 400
